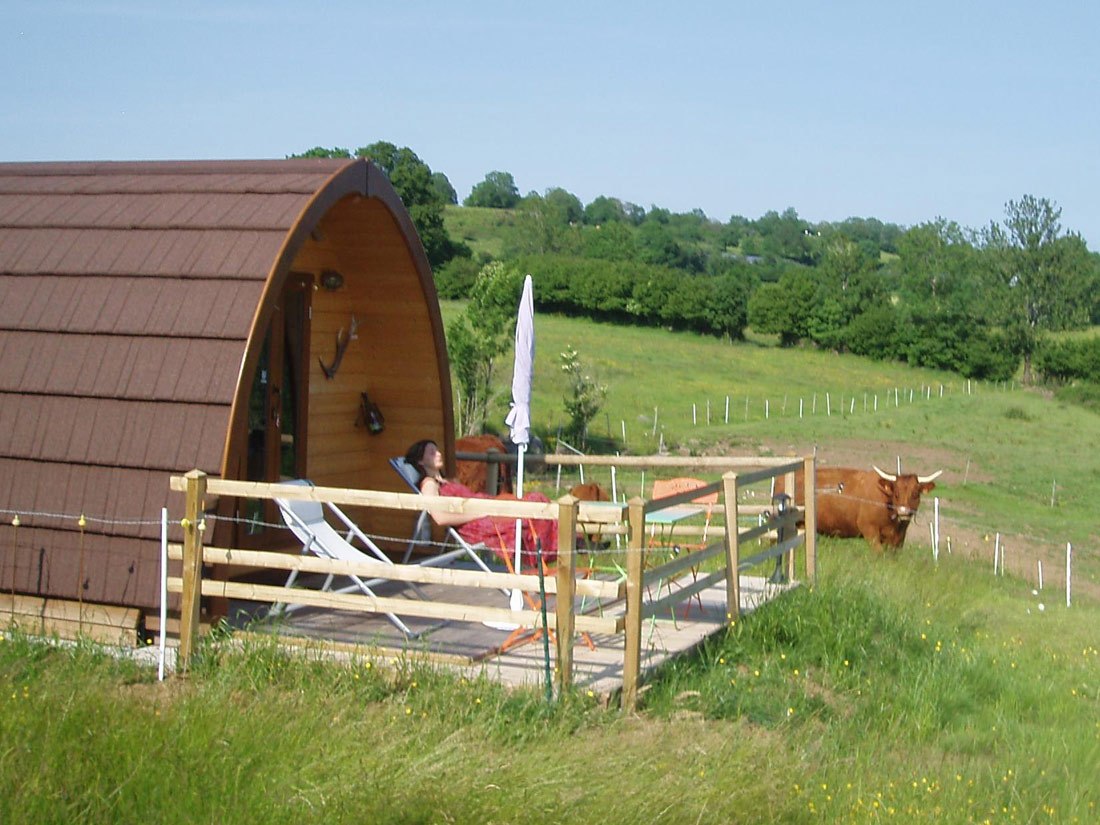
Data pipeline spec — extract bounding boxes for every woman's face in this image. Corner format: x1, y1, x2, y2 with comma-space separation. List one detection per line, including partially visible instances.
420, 442, 444, 474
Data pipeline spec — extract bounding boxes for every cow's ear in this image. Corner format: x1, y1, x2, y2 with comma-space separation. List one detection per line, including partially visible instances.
877, 478, 894, 497
921, 481, 936, 493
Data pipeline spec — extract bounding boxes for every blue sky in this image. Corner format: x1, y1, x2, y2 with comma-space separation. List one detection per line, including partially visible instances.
3, 1, 1098, 247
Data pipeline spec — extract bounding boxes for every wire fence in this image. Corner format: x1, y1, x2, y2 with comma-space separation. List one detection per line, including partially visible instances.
607, 379, 1023, 450
1, 479, 1084, 596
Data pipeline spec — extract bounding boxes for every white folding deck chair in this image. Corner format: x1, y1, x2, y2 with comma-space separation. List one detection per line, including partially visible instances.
273, 479, 439, 638
388, 457, 503, 587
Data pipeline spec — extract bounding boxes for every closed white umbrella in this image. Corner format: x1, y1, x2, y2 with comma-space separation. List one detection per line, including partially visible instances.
504, 274, 535, 611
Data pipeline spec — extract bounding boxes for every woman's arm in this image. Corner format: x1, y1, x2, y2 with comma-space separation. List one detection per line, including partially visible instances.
419, 476, 479, 527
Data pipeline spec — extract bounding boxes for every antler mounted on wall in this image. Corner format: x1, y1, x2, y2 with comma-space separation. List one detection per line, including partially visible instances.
319, 315, 359, 379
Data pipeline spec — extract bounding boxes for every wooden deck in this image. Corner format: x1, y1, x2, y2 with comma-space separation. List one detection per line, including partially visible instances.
229, 572, 797, 700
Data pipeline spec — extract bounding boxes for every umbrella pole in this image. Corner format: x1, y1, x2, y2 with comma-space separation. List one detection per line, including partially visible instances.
510, 443, 526, 611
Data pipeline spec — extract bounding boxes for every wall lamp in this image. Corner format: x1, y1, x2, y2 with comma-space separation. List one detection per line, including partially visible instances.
320, 269, 345, 291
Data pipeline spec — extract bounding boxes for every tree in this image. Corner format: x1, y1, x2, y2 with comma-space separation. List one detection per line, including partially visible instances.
582, 221, 637, 261
894, 220, 990, 373
292, 141, 467, 269
747, 271, 816, 346
721, 215, 752, 249
559, 345, 606, 447
465, 171, 520, 208
446, 262, 523, 435
504, 192, 583, 257
356, 141, 469, 269
543, 187, 583, 224
706, 271, 750, 340
635, 220, 705, 272
583, 196, 624, 225
981, 195, 1093, 383
430, 171, 457, 205
808, 235, 886, 349
291, 146, 351, 158
757, 207, 812, 263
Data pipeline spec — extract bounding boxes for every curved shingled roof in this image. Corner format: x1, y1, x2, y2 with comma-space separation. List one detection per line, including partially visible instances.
0, 158, 439, 610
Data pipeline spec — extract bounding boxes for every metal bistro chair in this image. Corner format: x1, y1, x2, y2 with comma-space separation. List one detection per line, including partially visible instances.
649, 477, 718, 618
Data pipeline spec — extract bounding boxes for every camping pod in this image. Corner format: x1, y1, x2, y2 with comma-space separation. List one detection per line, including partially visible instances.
0, 158, 453, 627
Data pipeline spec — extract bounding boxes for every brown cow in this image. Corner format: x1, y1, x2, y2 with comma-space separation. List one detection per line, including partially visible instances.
569, 482, 610, 503
777, 465, 941, 552
454, 434, 513, 494
570, 482, 611, 547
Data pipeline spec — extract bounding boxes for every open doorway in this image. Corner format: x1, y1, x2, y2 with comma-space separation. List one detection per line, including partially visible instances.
239, 273, 312, 544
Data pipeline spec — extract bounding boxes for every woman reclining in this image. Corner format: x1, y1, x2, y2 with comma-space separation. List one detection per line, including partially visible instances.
403, 439, 557, 567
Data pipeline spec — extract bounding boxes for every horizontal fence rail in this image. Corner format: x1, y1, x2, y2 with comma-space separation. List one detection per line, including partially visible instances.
169, 456, 815, 710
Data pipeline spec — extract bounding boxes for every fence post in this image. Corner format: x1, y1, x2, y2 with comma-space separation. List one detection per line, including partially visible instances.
803, 456, 817, 585
1066, 542, 1072, 607
722, 472, 740, 623
555, 495, 578, 691
486, 447, 500, 496
178, 469, 207, 670
622, 497, 646, 712
784, 469, 797, 579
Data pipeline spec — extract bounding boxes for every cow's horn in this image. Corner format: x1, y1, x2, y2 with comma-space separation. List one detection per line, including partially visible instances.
917, 470, 943, 484
872, 465, 897, 481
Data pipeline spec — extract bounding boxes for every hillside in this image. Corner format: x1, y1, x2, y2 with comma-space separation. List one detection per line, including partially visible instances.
441, 301, 1100, 594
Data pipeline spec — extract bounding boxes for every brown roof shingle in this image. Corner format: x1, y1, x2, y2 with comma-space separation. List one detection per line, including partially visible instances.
0, 158, 354, 608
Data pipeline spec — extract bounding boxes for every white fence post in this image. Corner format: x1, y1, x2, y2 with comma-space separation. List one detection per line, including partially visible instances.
159, 507, 168, 681
1067, 542, 1072, 607
933, 497, 940, 558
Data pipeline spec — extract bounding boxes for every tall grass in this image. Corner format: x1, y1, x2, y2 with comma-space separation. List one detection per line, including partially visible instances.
3, 541, 1098, 823
644, 540, 1100, 821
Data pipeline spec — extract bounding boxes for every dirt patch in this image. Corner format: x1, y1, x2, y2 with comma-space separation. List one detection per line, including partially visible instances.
930, 517, 1100, 600
741, 437, 986, 486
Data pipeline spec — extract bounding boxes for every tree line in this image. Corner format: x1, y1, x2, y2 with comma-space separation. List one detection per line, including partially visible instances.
294, 144, 1100, 386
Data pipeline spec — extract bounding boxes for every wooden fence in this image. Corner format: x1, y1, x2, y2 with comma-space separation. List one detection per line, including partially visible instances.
168, 456, 815, 710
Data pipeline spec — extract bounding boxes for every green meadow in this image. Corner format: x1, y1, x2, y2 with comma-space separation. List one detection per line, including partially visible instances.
446, 302, 1100, 590
2, 546, 1096, 824
4, 311, 1100, 823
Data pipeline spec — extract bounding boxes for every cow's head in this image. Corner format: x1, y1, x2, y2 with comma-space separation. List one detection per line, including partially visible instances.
872, 466, 942, 523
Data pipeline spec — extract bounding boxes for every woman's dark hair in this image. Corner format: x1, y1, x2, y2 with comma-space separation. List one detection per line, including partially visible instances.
403, 439, 438, 484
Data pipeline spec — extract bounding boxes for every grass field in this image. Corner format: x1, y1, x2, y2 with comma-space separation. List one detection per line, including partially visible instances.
443, 301, 1100, 591
5, 309, 1100, 823
443, 205, 515, 260
2, 543, 1096, 824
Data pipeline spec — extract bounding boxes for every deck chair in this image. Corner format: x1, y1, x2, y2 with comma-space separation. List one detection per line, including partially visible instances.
391, 457, 599, 653
272, 479, 474, 639
388, 458, 500, 583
